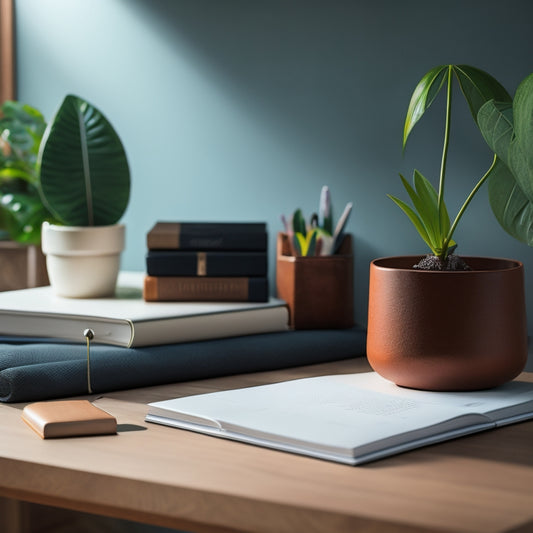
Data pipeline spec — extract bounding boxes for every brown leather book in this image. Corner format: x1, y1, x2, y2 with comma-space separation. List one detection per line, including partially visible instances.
21, 400, 117, 439
144, 275, 269, 302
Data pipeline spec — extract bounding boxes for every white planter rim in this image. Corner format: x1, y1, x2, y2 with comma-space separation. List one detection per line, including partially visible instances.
42, 222, 125, 256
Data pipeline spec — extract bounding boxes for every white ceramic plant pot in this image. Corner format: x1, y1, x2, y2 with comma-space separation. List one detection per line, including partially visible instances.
41, 222, 125, 298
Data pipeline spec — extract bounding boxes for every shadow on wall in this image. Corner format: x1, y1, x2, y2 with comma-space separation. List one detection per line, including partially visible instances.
121, 0, 533, 176
120, 0, 410, 179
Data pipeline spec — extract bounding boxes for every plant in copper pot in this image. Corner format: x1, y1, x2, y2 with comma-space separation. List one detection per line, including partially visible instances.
367, 65, 531, 391
390, 65, 533, 263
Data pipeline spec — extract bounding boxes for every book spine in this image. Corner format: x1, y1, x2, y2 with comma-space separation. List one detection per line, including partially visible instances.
147, 222, 267, 251
143, 276, 269, 302
146, 251, 268, 277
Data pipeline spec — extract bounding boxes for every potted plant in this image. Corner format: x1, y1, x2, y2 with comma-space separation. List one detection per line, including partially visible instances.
0, 101, 54, 289
366, 65, 531, 391
38, 94, 130, 298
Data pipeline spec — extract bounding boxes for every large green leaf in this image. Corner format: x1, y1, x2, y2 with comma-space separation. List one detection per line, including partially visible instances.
509, 73, 533, 202
488, 159, 533, 246
477, 100, 514, 167
453, 65, 512, 124
478, 81, 533, 246
403, 65, 511, 149
403, 65, 512, 150
38, 95, 130, 226
403, 65, 447, 149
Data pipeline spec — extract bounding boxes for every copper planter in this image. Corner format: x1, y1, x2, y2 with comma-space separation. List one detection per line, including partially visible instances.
367, 256, 528, 391
276, 233, 354, 329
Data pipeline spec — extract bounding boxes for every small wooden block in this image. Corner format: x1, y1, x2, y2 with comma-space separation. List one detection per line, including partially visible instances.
21, 400, 117, 439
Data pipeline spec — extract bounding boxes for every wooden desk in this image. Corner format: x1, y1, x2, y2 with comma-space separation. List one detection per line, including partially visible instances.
1, 358, 532, 533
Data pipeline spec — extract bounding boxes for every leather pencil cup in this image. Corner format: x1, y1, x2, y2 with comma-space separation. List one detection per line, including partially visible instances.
276, 233, 354, 329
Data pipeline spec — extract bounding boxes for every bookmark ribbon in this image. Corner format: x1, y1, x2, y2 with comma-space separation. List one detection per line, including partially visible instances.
84, 329, 94, 394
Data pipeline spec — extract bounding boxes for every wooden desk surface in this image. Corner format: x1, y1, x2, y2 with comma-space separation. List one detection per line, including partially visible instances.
1, 358, 532, 533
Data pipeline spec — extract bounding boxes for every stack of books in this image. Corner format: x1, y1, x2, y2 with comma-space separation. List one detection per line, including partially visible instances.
143, 222, 270, 302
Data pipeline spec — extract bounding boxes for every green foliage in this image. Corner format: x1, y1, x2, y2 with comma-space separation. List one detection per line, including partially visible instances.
290, 207, 321, 256
292, 208, 307, 236
0, 101, 54, 244
394, 65, 512, 260
284, 186, 352, 257
402, 65, 448, 150
289, 188, 333, 257
478, 75, 533, 246
389, 170, 455, 258
38, 95, 130, 226
293, 228, 319, 257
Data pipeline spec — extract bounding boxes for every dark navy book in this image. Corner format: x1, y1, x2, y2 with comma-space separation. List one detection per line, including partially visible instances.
147, 222, 267, 251
146, 250, 268, 277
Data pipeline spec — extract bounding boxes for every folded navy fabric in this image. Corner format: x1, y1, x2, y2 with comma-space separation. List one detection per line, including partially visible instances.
0, 327, 366, 403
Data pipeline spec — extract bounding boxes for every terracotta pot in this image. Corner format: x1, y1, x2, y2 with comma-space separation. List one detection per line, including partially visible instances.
367, 256, 528, 391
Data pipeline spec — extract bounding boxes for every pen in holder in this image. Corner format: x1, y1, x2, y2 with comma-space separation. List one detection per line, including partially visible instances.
276, 232, 354, 329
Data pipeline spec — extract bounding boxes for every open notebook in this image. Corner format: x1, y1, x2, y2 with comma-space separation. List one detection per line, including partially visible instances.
146, 372, 533, 465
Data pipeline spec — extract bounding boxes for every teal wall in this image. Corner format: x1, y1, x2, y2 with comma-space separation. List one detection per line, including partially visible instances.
15, 0, 533, 333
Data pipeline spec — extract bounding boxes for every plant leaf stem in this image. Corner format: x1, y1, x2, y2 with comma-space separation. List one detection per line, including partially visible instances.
438, 66, 453, 216
442, 153, 498, 255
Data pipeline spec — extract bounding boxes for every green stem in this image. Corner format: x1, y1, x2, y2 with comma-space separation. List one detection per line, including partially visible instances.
438, 66, 453, 214
443, 154, 498, 253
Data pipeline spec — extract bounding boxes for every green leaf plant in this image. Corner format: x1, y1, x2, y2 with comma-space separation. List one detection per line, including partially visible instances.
38, 95, 130, 226
282, 186, 352, 257
289, 207, 327, 257
389, 65, 512, 267
478, 73, 533, 246
0, 101, 55, 244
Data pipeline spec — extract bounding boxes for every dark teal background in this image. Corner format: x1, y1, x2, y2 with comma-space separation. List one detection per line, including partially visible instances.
14, 0, 533, 333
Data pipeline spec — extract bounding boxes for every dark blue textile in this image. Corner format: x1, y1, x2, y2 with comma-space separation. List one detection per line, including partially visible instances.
0, 327, 366, 402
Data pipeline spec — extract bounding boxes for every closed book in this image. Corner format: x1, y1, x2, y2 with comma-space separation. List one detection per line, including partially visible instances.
147, 222, 267, 251
144, 276, 269, 302
0, 272, 288, 348
146, 250, 268, 277
21, 400, 117, 438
